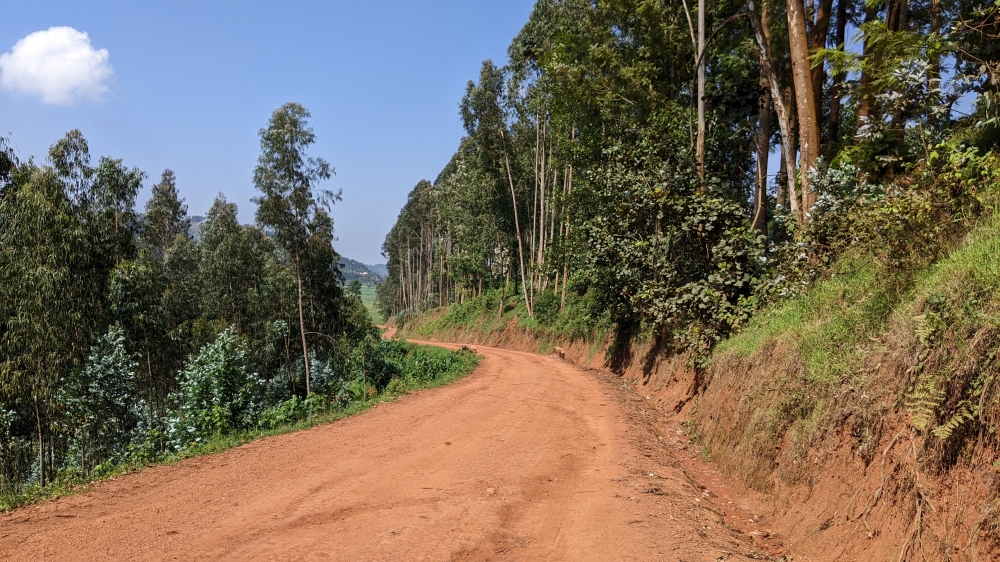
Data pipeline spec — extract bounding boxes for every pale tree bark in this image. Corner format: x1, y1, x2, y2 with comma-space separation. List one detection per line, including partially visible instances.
531, 118, 539, 293
787, 0, 821, 214
547, 163, 558, 291
856, 5, 876, 130
294, 249, 310, 395
810, 0, 834, 127
35, 393, 44, 488
537, 132, 549, 291
748, 0, 800, 218
499, 127, 533, 320
754, 83, 771, 236
561, 163, 572, 310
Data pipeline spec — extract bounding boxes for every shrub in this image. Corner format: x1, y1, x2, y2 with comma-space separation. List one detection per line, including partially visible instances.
58, 326, 142, 472
165, 329, 265, 449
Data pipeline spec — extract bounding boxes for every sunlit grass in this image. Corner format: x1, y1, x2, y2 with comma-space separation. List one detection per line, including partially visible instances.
716, 212, 1000, 384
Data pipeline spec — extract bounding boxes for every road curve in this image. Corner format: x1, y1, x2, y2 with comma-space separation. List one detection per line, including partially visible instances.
0, 342, 755, 561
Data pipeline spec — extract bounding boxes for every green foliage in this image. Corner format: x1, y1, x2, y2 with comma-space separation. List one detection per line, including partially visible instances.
165, 330, 264, 449
140, 169, 190, 260
58, 326, 141, 473
577, 142, 764, 353
253, 102, 344, 393
257, 394, 328, 430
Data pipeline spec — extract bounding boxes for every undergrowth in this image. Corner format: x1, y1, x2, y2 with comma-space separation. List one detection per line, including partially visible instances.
401, 285, 612, 352
0, 343, 479, 513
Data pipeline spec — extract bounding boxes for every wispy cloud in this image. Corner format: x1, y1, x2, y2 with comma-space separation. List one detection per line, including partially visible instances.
0, 27, 115, 106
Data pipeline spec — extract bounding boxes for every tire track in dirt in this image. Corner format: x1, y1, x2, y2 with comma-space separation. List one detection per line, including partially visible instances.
0, 341, 764, 561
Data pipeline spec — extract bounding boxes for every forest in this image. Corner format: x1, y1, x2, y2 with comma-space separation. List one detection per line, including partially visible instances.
378, 0, 1000, 355
0, 103, 477, 504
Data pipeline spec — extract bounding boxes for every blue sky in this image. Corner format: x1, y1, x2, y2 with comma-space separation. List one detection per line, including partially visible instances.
1, 1, 536, 264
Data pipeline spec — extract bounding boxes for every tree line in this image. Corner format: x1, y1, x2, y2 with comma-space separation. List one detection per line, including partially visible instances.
378, 0, 1000, 351
0, 103, 404, 495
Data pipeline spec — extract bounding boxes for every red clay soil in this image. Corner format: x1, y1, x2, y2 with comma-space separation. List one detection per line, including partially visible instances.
0, 342, 774, 561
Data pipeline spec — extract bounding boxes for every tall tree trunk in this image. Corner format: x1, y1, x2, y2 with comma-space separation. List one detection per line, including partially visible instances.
754, 84, 771, 236
777, 147, 786, 209
561, 162, 572, 310
748, 0, 800, 218
547, 164, 558, 291
787, 0, 821, 214
856, 4, 876, 130
285, 334, 294, 394
497, 263, 507, 321
294, 250, 311, 395
498, 128, 533, 319
696, 0, 707, 181
146, 349, 155, 440
537, 128, 548, 292
827, 0, 848, 157
35, 395, 44, 488
531, 118, 540, 288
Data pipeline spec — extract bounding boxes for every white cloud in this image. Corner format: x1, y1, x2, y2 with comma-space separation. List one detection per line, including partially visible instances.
0, 27, 115, 106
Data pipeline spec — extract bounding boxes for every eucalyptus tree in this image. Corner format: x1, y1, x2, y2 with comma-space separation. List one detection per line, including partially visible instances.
461, 61, 534, 318
0, 136, 16, 198
141, 169, 190, 260
0, 165, 87, 486
48, 129, 92, 207
162, 233, 203, 376
253, 103, 338, 394
199, 196, 266, 336
89, 157, 145, 266
109, 258, 165, 429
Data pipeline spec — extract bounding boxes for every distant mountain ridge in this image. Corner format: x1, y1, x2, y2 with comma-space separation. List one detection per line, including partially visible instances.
340, 257, 385, 286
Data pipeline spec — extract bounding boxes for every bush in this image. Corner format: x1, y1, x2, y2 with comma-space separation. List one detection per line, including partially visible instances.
58, 326, 142, 472
165, 329, 265, 449
257, 394, 327, 430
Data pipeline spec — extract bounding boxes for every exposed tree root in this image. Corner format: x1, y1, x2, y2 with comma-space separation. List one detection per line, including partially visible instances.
849, 432, 904, 539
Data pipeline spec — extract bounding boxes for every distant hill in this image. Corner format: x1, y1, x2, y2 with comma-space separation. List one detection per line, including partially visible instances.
189, 215, 207, 241
340, 257, 385, 286
368, 263, 388, 277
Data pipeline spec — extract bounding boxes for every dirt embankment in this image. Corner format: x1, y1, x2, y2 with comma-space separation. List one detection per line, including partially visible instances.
1, 341, 774, 561
398, 314, 1000, 560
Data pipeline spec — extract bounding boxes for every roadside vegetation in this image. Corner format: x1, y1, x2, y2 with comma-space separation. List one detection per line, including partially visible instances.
378, 0, 1000, 556
0, 340, 478, 512
0, 104, 477, 510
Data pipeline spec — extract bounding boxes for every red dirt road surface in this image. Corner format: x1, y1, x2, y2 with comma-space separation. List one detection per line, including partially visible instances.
0, 342, 761, 561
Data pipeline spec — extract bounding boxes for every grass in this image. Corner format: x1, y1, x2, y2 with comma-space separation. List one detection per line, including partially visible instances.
0, 343, 479, 513
360, 285, 384, 324
716, 211, 1000, 386
716, 254, 909, 384
694, 209, 1000, 491
403, 286, 611, 354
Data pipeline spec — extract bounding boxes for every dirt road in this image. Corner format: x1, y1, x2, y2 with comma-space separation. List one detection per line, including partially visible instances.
0, 342, 759, 561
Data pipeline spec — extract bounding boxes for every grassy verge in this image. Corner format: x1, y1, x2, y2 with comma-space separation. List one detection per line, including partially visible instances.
401, 286, 611, 354
0, 343, 479, 513
692, 209, 1000, 493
